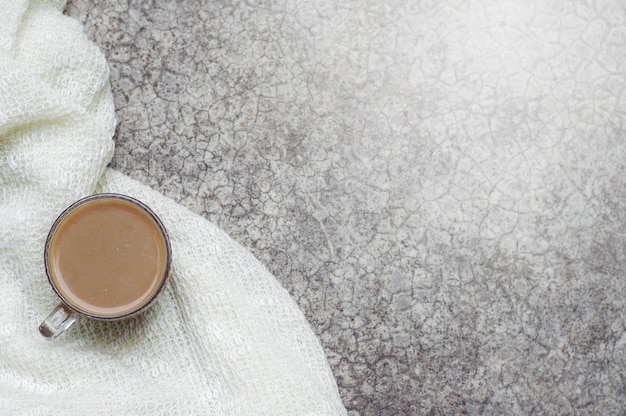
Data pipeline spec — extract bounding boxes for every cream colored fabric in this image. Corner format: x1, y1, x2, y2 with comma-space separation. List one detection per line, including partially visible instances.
0, 1, 346, 414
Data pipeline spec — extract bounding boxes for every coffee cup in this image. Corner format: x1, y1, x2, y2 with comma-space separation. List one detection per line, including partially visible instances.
39, 193, 171, 339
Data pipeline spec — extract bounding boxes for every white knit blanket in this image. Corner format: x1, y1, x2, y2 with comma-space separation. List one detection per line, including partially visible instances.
0, 1, 346, 414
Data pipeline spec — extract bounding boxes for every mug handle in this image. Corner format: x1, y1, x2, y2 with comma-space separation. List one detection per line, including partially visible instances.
39, 303, 76, 339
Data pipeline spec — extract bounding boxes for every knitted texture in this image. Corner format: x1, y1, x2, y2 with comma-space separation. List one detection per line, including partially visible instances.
0, 1, 346, 414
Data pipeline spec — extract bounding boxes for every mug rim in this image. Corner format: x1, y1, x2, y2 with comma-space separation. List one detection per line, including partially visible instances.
44, 193, 171, 321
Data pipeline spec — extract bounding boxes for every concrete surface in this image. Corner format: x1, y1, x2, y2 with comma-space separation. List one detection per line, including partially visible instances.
66, 0, 626, 414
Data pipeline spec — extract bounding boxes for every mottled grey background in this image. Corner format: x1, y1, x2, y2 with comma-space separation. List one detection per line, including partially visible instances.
66, 0, 625, 414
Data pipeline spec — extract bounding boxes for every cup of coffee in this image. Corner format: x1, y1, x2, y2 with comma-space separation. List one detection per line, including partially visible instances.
39, 193, 171, 339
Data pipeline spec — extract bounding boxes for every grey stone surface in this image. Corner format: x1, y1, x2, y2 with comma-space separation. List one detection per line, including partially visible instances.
66, 0, 626, 414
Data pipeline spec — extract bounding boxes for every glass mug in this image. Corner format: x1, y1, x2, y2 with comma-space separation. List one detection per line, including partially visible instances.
39, 193, 171, 339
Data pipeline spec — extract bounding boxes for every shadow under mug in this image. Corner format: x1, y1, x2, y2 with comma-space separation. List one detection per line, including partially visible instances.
39, 193, 171, 339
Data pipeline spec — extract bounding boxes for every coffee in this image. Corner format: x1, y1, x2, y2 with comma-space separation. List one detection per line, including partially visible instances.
46, 195, 169, 318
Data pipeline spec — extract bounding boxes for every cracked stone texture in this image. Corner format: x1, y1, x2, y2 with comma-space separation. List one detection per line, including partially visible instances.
66, 0, 626, 414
